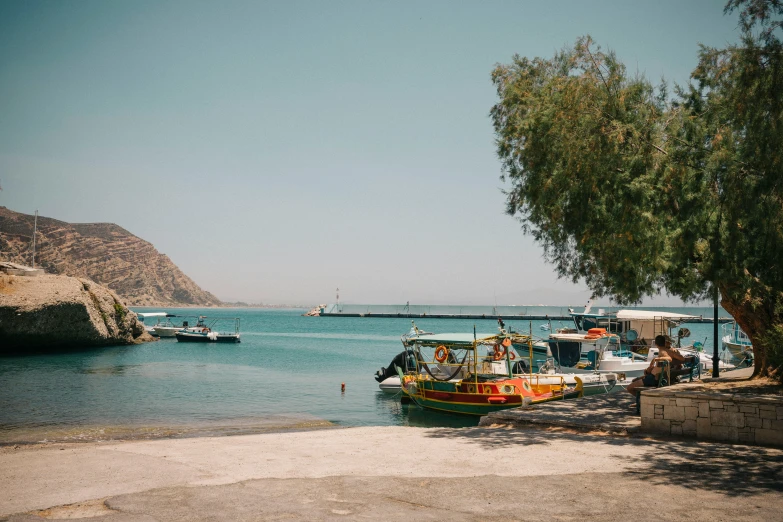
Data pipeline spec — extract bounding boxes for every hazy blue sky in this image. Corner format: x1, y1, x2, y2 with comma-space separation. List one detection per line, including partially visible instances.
0, 1, 740, 305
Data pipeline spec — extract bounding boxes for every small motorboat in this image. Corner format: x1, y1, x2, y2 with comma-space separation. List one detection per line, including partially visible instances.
175, 317, 241, 343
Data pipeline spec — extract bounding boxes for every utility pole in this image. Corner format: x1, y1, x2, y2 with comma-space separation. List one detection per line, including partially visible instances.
31, 209, 38, 268
712, 285, 720, 378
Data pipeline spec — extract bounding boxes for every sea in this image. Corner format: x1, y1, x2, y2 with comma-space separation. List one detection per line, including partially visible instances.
0, 305, 729, 444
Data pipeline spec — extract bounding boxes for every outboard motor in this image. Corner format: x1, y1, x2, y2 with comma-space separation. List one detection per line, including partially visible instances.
511, 360, 529, 374
375, 350, 416, 382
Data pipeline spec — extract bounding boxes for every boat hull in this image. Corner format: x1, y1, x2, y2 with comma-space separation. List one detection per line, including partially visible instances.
402, 377, 583, 416
153, 327, 179, 337
722, 336, 753, 359
175, 332, 215, 342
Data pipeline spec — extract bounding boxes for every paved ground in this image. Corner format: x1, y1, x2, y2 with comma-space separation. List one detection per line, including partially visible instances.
479, 391, 642, 433
2, 425, 782, 521
479, 367, 760, 434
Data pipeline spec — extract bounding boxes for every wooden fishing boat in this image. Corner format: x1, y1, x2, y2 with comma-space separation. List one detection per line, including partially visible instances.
397, 326, 583, 416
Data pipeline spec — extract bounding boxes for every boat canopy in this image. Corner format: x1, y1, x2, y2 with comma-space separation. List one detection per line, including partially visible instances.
615, 310, 699, 321
136, 312, 176, 318
405, 332, 530, 347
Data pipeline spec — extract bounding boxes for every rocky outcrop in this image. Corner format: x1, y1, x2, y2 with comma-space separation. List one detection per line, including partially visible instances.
0, 274, 155, 351
0, 207, 221, 306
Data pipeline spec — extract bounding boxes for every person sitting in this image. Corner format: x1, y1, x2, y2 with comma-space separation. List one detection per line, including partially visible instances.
626, 335, 678, 397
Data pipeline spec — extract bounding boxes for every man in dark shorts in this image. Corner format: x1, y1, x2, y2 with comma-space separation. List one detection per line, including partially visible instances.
626, 335, 675, 397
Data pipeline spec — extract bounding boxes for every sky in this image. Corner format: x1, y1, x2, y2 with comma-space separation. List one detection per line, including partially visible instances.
0, 0, 742, 306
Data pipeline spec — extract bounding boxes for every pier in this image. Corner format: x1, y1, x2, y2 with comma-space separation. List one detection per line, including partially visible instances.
318, 312, 733, 323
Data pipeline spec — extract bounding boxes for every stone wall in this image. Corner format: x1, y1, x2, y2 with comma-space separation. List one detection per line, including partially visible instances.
640, 388, 783, 447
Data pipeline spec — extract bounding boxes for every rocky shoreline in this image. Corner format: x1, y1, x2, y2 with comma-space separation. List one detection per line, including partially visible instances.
0, 274, 155, 351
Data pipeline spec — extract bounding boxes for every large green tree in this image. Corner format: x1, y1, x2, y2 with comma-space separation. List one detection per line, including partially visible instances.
491, 0, 783, 378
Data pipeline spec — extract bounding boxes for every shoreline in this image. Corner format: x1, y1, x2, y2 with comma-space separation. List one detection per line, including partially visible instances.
0, 415, 342, 447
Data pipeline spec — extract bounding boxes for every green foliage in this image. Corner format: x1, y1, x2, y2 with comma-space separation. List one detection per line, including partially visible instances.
491, 0, 783, 376
491, 36, 697, 304
113, 302, 127, 323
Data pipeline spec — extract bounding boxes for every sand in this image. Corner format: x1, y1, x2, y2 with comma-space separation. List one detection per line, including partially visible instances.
2, 424, 782, 521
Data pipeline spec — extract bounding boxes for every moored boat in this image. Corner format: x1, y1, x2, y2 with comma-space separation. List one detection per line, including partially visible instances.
174, 317, 241, 343
721, 321, 753, 365
396, 326, 583, 416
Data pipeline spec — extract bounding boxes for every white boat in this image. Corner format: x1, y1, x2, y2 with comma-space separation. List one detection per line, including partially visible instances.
547, 306, 711, 378
375, 324, 618, 396
136, 312, 174, 337
174, 317, 241, 343
721, 321, 753, 364
152, 319, 182, 337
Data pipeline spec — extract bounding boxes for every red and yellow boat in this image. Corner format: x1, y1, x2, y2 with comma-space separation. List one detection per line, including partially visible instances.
398, 328, 583, 416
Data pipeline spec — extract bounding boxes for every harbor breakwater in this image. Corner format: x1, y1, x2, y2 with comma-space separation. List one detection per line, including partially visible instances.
312, 303, 733, 322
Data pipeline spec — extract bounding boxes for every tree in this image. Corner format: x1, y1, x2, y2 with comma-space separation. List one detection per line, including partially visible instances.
490, 0, 783, 378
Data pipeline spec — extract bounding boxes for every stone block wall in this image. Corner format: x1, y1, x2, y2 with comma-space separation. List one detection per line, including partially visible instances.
640, 388, 783, 447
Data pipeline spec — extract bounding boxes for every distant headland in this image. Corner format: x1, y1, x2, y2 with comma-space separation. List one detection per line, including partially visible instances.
0, 206, 221, 307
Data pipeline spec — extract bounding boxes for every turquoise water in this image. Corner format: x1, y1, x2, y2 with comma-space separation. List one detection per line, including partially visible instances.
0, 307, 724, 444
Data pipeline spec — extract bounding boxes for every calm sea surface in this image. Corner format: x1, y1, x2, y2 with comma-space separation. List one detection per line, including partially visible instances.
0, 306, 726, 444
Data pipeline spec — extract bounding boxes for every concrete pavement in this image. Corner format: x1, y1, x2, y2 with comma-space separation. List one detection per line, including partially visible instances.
2, 425, 782, 521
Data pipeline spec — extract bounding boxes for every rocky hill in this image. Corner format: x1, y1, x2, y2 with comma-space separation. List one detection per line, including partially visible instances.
0, 274, 155, 350
0, 207, 221, 306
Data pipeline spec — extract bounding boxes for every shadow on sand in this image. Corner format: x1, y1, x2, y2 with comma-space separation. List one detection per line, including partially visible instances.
422, 424, 783, 496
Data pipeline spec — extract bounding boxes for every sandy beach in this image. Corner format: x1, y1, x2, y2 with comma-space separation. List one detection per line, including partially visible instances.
2, 424, 782, 521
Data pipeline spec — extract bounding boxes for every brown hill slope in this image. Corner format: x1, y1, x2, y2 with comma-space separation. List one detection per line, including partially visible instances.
0, 207, 221, 306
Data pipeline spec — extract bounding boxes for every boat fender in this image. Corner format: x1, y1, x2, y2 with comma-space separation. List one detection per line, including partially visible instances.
434, 345, 449, 363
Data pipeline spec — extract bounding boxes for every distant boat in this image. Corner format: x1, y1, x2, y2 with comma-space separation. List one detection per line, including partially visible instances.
540, 323, 551, 331
175, 317, 241, 343
136, 312, 174, 337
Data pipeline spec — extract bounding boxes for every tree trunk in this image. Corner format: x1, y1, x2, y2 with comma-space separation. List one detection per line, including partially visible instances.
719, 283, 783, 379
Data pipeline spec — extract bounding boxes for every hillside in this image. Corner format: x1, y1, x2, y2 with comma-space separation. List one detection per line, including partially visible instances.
0, 207, 222, 307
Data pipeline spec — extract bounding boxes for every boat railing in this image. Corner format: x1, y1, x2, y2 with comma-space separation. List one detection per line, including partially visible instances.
721, 321, 750, 344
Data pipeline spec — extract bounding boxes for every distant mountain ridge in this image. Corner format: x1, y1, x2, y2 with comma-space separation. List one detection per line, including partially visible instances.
0, 207, 222, 307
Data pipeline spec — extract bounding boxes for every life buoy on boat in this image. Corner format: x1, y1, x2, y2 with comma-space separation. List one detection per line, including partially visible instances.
434, 345, 449, 363
501, 338, 512, 348
493, 346, 507, 361
509, 351, 516, 361
202, 328, 209, 333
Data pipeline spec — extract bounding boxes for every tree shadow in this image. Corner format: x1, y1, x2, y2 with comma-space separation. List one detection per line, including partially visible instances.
622, 437, 783, 495
423, 424, 783, 496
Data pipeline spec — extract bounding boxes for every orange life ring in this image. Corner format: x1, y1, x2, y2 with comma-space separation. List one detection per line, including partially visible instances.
501, 338, 512, 348
509, 351, 516, 361
202, 328, 209, 333
434, 345, 449, 363
493, 347, 507, 361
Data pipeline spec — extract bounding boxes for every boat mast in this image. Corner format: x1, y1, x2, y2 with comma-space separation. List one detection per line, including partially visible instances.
31, 209, 38, 268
